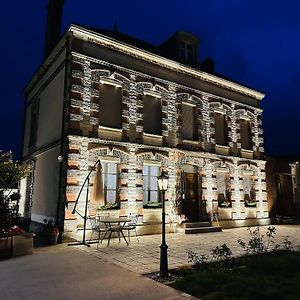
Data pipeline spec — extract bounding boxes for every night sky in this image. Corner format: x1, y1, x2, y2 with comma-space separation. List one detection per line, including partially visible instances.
1, 0, 300, 159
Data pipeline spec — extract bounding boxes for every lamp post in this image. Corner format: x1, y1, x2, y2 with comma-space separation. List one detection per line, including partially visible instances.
157, 169, 169, 278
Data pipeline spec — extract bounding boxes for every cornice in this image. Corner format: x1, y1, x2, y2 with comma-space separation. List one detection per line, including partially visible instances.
69, 24, 265, 101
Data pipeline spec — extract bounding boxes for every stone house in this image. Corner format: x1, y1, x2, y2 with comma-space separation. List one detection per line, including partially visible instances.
20, 19, 268, 238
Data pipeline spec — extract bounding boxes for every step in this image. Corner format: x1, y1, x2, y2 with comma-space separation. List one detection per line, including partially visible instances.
184, 226, 222, 234
184, 222, 212, 228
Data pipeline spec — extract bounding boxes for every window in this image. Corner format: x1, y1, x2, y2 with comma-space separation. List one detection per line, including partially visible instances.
243, 175, 256, 207
143, 95, 162, 135
180, 41, 193, 63
143, 165, 159, 205
214, 112, 228, 146
28, 99, 40, 148
182, 103, 198, 140
102, 162, 119, 206
240, 119, 252, 150
99, 84, 122, 129
216, 172, 231, 207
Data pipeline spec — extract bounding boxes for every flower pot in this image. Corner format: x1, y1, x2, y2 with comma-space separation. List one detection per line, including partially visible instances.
12, 233, 34, 256
47, 232, 59, 245
0, 236, 12, 260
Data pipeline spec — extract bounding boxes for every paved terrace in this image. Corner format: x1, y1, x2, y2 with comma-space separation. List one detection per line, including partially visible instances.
75, 225, 300, 274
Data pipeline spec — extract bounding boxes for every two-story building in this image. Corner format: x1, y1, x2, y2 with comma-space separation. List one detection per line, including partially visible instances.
21, 12, 268, 239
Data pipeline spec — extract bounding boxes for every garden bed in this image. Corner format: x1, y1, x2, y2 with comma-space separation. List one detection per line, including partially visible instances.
169, 251, 300, 300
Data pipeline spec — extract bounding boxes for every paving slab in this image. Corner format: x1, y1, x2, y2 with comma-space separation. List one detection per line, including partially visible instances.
0, 244, 196, 300
79, 225, 300, 274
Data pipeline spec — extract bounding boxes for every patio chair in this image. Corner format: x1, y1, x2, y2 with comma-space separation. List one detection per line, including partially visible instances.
123, 213, 139, 243
89, 213, 110, 243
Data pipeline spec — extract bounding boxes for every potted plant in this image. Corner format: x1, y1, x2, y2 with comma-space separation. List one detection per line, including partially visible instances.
43, 219, 59, 245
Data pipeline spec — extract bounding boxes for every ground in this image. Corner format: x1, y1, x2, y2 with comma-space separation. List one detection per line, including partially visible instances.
1, 225, 300, 300
78, 225, 300, 274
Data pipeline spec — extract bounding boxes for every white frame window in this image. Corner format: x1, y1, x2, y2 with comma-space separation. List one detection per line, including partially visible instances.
102, 162, 119, 204
143, 165, 159, 205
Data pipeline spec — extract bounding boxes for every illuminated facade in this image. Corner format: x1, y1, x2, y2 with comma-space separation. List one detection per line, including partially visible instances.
21, 24, 269, 238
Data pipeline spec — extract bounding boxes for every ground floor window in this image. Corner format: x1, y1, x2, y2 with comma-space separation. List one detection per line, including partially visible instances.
216, 172, 231, 207
243, 175, 256, 207
102, 162, 120, 209
143, 165, 161, 208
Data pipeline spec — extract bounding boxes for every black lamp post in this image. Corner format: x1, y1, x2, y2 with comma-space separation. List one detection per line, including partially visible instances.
157, 169, 169, 278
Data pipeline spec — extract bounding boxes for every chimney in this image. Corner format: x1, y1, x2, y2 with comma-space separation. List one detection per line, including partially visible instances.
44, 0, 65, 58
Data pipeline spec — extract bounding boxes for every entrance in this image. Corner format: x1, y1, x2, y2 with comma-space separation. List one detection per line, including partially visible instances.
181, 165, 206, 222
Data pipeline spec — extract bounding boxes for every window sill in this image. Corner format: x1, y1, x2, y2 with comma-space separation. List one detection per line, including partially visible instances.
143, 133, 163, 138
182, 139, 199, 145
99, 125, 122, 132
216, 144, 230, 149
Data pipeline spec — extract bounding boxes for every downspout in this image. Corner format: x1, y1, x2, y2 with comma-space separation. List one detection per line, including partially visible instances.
56, 34, 71, 243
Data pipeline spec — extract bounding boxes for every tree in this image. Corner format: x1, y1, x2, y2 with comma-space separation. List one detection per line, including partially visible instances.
0, 151, 31, 235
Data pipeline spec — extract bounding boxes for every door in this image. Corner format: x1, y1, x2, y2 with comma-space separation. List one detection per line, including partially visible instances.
182, 172, 199, 222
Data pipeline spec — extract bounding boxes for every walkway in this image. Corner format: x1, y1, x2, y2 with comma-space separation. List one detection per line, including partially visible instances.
77, 225, 300, 274
0, 245, 196, 300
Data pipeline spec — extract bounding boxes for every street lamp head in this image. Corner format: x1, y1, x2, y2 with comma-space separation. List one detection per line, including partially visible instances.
157, 169, 169, 192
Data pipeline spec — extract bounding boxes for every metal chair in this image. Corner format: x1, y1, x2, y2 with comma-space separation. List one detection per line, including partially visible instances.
89, 213, 110, 244
123, 213, 139, 243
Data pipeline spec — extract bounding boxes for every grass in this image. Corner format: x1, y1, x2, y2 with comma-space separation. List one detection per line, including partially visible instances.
170, 251, 300, 300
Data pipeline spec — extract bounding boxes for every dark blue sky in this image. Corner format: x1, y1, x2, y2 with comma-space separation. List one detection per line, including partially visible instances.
1, 0, 300, 159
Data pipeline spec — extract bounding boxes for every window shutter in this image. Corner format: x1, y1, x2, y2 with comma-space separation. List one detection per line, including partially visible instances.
99, 85, 122, 128
182, 104, 197, 140
240, 119, 252, 149
143, 95, 162, 135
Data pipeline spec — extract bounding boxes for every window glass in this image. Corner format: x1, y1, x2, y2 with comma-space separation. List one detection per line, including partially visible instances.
103, 162, 118, 204
216, 172, 231, 207
143, 165, 159, 204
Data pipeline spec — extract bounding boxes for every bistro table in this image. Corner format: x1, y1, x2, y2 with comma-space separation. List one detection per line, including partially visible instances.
99, 218, 130, 247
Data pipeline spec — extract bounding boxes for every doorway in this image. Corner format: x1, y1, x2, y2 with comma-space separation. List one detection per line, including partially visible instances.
181, 165, 206, 222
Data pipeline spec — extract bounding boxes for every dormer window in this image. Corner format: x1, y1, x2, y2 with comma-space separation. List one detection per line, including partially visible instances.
180, 41, 193, 63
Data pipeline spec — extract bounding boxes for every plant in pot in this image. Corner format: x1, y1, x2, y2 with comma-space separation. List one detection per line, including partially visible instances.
43, 219, 59, 245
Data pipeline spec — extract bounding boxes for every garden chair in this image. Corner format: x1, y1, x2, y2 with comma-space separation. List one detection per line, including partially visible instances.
89, 213, 110, 243
123, 213, 139, 243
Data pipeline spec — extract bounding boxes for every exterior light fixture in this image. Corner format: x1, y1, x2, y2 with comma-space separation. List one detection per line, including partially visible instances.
157, 169, 169, 277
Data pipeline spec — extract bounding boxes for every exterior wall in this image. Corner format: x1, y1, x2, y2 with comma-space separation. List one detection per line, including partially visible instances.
36, 68, 65, 149
30, 145, 61, 224
23, 48, 66, 158
23, 27, 267, 238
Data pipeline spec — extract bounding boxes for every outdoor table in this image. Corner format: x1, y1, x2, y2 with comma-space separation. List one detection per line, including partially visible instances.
99, 218, 130, 247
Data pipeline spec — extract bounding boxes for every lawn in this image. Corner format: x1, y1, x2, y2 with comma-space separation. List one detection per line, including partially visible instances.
170, 251, 300, 300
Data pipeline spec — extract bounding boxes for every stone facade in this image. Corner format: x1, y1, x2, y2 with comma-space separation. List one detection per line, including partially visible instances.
22, 24, 268, 238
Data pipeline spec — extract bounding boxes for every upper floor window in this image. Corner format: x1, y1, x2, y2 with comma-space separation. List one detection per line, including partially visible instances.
143, 95, 162, 135
143, 165, 160, 206
99, 84, 122, 129
28, 99, 40, 148
240, 119, 252, 150
180, 41, 193, 63
214, 112, 228, 146
182, 103, 198, 140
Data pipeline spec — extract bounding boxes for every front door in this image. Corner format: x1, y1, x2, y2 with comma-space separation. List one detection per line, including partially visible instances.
182, 172, 199, 222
